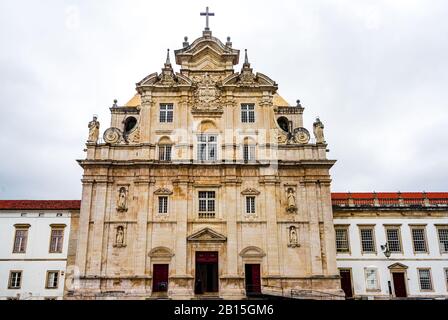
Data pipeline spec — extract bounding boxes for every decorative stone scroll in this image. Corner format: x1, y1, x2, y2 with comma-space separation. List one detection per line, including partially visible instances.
241, 188, 260, 195
154, 188, 173, 195
103, 127, 123, 144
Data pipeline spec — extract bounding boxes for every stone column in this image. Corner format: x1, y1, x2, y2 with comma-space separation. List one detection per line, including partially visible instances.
319, 181, 338, 276
134, 176, 150, 278
305, 181, 323, 276
76, 179, 94, 276
89, 180, 109, 276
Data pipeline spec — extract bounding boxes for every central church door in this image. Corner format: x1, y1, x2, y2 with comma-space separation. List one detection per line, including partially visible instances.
195, 251, 219, 294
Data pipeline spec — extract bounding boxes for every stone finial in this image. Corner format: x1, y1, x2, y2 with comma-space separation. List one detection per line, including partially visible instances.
183, 36, 189, 47
244, 49, 250, 66
113, 99, 118, 107
226, 36, 232, 47
296, 99, 302, 107
165, 49, 171, 66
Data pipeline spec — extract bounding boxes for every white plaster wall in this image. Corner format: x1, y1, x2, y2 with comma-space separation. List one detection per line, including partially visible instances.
0, 211, 71, 300
335, 217, 448, 298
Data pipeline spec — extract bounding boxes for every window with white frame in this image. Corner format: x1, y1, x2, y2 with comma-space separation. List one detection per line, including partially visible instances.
158, 196, 168, 214
386, 227, 402, 253
365, 268, 379, 290
335, 227, 350, 253
437, 227, 448, 253
13, 227, 28, 253
243, 144, 256, 162
8, 271, 22, 289
411, 227, 428, 253
241, 104, 255, 123
246, 196, 256, 214
46, 271, 59, 289
198, 191, 215, 218
49, 228, 64, 253
360, 227, 376, 253
159, 104, 173, 123
197, 134, 217, 161
159, 145, 172, 161
445, 268, 448, 290
418, 269, 433, 291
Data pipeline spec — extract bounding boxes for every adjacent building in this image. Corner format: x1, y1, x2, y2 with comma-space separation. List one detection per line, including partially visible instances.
0, 200, 80, 300
333, 192, 448, 299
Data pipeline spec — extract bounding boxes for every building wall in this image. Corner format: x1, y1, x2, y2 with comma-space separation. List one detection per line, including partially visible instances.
334, 211, 448, 299
0, 210, 72, 300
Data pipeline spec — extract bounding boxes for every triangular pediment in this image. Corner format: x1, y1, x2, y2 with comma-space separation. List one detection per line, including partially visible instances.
388, 262, 408, 270
187, 227, 227, 242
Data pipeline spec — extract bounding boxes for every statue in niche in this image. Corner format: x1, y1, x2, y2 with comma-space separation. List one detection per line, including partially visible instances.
116, 187, 128, 212
313, 117, 326, 144
288, 226, 299, 248
286, 188, 297, 213
115, 226, 125, 247
87, 115, 100, 143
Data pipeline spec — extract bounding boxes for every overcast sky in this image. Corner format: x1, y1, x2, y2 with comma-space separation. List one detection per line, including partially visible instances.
0, 0, 447, 200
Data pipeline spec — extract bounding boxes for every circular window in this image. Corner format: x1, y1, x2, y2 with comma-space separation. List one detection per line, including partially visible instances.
124, 117, 137, 133
277, 116, 289, 132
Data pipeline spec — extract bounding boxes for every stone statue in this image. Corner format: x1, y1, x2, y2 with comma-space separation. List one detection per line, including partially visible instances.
313, 117, 325, 144
288, 226, 299, 247
87, 115, 100, 143
286, 188, 297, 213
116, 226, 124, 246
117, 187, 128, 212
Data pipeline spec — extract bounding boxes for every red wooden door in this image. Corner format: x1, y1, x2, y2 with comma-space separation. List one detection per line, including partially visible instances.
339, 269, 353, 298
392, 272, 407, 297
152, 264, 168, 292
245, 264, 261, 294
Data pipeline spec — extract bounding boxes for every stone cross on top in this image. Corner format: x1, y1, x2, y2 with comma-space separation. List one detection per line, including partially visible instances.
200, 6, 215, 31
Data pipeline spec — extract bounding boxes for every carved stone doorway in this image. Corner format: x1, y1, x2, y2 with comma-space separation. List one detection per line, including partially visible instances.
194, 251, 219, 294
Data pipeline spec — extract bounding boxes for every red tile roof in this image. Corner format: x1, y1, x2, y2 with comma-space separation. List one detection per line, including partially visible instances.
0, 200, 81, 210
331, 192, 448, 206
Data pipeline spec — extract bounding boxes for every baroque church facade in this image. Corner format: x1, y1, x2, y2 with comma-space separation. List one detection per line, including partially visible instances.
71, 17, 343, 299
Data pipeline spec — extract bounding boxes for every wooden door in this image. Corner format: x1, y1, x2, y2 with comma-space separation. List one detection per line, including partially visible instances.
392, 272, 407, 297
339, 269, 353, 298
245, 264, 261, 294
195, 252, 219, 294
152, 264, 168, 292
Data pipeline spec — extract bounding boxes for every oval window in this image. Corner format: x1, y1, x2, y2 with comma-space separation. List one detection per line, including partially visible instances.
124, 117, 137, 133
277, 116, 289, 132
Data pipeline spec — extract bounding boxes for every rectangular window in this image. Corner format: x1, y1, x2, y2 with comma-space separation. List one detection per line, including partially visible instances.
49, 228, 64, 253
365, 268, 379, 290
46, 271, 59, 289
197, 134, 217, 161
445, 268, 448, 291
386, 227, 402, 253
411, 227, 428, 253
159, 104, 173, 123
158, 196, 168, 214
159, 145, 172, 161
360, 227, 376, 253
335, 227, 350, 253
8, 271, 22, 289
437, 227, 448, 253
241, 104, 255, 123
246, 196, 256, 214
13, 228, 28, 253
418, 269, 433, 291
243, 144, 256, 162
198, 191, 215, 218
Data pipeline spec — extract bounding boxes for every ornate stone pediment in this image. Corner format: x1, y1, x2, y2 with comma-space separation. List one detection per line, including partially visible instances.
241, 188, 260, 195
187, 227, 227, 242
154, 188, 173, 195
148, 246, 174, 258
239, 246, 266, 258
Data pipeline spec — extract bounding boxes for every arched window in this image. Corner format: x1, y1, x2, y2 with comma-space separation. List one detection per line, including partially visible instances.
197, 120, 219, 162
124, 116, 137, 134
158, 136, 172, 161
277, 116, 289, 133
243, 137, 256, 163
